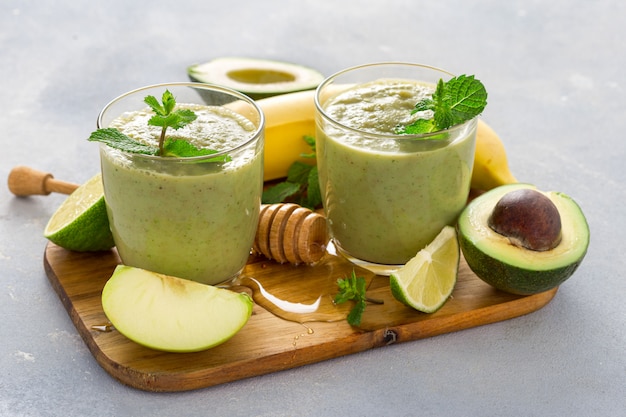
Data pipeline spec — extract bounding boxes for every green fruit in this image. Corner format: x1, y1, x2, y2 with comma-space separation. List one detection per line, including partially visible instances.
101, 265, 253, 353
43, 173, 114, 252
458, 183, 589, 295
187, 57, 324, 99
389, 226, 459, 313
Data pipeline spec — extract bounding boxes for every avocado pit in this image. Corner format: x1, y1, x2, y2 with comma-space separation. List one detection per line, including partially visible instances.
487, 188, 562, 251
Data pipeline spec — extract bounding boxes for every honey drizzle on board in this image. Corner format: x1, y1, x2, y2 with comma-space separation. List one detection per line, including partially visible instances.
232, 252, 376, 324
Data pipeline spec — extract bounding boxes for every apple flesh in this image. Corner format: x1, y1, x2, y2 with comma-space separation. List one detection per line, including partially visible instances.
101, 265, 253, 352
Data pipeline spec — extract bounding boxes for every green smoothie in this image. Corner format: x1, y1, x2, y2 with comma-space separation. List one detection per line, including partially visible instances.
316, 79, 477, 265
100, 103, 263, 285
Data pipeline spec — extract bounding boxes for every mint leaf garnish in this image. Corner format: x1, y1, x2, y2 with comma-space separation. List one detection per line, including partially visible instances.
305, 166, 321, 208
300, 135, 317, 158
287, 160, 314, 185
143, 94, 169, 116
88, 128, 158, 155
261, 181, 302, 204
261, 161, 320, 209
148, 109, 197, 130
162, 138, 231, 161
334, 270, 368, 326
397, 74, 487, 136
400, 118, 437, 135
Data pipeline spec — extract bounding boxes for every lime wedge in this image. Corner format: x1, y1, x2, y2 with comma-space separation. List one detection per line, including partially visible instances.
389, 226, 459, 313
44, 173, 114, 252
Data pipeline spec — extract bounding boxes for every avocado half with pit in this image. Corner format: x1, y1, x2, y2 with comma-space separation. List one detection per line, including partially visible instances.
458, 183, 589, 295
187, 57, 325, 99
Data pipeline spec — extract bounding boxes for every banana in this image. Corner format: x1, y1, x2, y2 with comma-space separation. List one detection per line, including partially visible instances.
255, 90, 517, 190
255, 90, 318, 181
472, 119, 518, 190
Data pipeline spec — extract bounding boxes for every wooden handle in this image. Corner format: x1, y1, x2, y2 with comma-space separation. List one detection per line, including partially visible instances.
254, 203, 328, 265
8, 166, 79, 196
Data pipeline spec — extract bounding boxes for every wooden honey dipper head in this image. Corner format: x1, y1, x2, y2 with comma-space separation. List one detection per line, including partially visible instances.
8, 166, 79, 196
254, 203, 329, 265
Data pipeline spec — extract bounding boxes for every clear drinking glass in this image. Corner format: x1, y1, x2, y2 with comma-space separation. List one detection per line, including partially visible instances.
315, 62, 477, 275
97, 82, 264, 285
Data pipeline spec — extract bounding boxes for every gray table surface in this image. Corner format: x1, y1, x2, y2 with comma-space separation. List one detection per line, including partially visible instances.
2, 1, 624, 416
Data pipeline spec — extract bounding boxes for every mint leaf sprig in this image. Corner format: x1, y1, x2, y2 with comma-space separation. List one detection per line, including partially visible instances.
262, 135, 321, 210
89, 89, 228, 161
144, 90, 198, 155
334, 269, 383, 326
397, 74, 487, 136
334, 270, 368, 326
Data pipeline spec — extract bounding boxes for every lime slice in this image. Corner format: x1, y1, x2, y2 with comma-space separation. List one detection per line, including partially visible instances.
44, 173, 115, 252
389, 226, 459, 313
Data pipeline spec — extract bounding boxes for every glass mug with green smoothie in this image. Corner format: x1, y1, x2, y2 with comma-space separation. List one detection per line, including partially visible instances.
95, 83, 264, 285
315, 63, 481, 275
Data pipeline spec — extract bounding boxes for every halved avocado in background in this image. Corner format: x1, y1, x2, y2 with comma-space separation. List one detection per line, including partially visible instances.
458, 183, 589, 295
188, 57, 325, 99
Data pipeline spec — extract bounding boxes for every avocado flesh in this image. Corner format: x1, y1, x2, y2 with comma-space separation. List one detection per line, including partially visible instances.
458, 183, 589, 294
188, 57, 324, 99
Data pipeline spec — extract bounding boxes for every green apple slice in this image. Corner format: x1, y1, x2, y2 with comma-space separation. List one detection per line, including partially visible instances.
101, 265, 253, 352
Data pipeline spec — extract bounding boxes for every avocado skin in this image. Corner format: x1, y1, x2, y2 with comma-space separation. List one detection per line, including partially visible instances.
459, 231, 585, 295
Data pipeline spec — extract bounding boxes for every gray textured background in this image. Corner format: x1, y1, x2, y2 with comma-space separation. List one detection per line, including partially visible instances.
1, 1, 624, 416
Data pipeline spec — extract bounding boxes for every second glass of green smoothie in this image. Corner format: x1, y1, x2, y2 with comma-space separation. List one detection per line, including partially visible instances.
97, 82, 264, 285
315, 63, 477, 275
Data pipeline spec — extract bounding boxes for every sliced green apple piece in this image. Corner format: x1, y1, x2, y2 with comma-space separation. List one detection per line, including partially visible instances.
101, 265, 253, 352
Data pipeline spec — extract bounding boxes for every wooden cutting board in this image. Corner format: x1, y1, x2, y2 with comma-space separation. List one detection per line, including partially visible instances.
43, 242, 557, 392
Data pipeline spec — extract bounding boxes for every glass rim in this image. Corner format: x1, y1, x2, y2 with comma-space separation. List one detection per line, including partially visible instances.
96, 81, 265, 163
314, 61, 476, 141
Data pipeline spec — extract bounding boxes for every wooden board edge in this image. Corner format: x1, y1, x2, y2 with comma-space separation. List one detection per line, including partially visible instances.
379, 286, 559, 343
95, 330, 375, 392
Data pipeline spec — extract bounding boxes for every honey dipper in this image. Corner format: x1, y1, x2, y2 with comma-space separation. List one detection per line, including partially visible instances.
8, 166, 329, 264
254, 203, 328, 265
